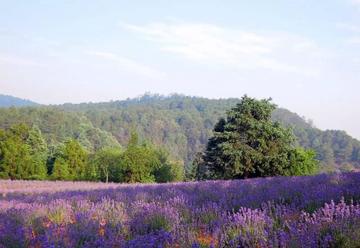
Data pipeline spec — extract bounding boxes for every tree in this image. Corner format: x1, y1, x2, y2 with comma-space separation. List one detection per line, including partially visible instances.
51, 157, 70, 180
0, 124, 33, 179
51, 139, 88, 180
89, 147, 122, 182
26, 126, 48, 179
63, 139, 88, 180
0, 135, 32, 179
197, 96, 318, 180
0, 129, 6, 178
154, 160, 184, 183
153, 148, 184, 182
284, 148, 318, 176
186, 152, 206, 181
120, 132, 160, 183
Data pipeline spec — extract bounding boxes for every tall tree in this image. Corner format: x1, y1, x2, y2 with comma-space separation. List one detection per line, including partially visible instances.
197, 96, 318, 180
0, 124, 33, 179
63, 139, 88, 180
26, 125, 48, 179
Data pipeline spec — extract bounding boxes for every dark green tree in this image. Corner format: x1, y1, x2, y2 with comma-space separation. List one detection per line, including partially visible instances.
187, 152, 206, 181
0, 124, 33, 179
197, 96, 318, 180
63, 139, 88, 180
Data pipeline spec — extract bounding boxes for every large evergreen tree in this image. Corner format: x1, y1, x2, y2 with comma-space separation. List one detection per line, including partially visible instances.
197, 96, 318, 180
0, 124, 47, 180
63, 139, 88, 180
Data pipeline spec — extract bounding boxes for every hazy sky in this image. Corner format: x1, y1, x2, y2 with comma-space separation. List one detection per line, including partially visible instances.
0, 0, 360, 139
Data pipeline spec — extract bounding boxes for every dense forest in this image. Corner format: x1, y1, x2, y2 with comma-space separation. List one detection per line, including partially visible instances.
0, 122, 183, 182
0, 94, 359, 176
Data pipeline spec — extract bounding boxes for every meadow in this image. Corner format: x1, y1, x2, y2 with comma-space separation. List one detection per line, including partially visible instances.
1, 173, 360, 248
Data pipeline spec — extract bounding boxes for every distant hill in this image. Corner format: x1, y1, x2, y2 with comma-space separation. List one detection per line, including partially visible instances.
0, 94, 39, 107
0, 94, 359, 172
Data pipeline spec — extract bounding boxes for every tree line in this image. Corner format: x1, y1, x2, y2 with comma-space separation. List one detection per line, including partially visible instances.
0, 124, 183, 183
0, 94, 359, 180
0, 95, 360, 182
0, 96, 318, 182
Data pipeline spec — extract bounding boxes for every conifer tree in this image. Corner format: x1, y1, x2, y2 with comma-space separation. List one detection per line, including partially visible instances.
198, 96, 318, 179
62, 139, 88, 180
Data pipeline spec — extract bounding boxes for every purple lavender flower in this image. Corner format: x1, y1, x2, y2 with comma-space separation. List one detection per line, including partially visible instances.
1, 172, 360, 247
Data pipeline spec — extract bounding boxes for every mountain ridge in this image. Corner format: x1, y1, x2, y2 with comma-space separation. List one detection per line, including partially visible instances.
0, 94, 39, 107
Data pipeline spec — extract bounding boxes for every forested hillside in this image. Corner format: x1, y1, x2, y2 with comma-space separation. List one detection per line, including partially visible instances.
273, 109, 360, 171
0, 94, 359, 172
0, 107, 120, 151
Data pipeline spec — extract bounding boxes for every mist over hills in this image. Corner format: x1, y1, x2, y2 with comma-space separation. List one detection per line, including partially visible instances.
0, 94, 39, 107
0, 93, 359, 172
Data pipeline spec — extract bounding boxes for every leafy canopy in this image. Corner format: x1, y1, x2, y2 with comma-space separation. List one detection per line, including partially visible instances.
196, 95, 318, 179
0, 124, 47, 180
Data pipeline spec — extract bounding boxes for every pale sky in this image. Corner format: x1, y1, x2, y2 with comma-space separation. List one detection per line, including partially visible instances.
0, 1, 360, 139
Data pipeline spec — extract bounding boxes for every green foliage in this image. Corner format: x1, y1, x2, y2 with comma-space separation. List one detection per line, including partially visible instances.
27, 126, 48, 179
273, 109, 360, 170
58, 94, 360, 171
0, 124, 47, 180
0, 107, 120, 152
155, 161, 184, 183
154, 148, 184, 183
119, 132, 160, 183
285, 148, 319, 176
0, 122, 182, 182
51, 157, 70, 180
88, 147, 122, 182
0, 134, 32, 179
197, 96, 318, 179
49, 139, 89, 180
153, 148, 184, 182
0, 94, 359, 180
58, 139, 88, 180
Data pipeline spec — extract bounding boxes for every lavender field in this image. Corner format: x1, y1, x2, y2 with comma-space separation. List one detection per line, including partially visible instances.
1, 173, 360, 248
